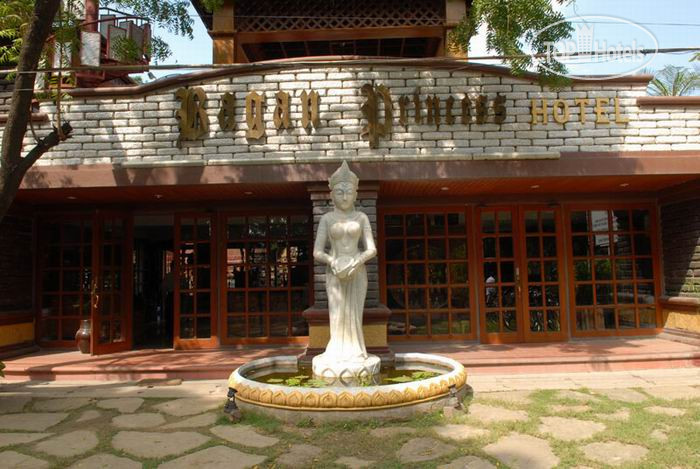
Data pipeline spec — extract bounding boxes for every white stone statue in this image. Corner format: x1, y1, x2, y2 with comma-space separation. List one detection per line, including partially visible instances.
312, 161, 381, 381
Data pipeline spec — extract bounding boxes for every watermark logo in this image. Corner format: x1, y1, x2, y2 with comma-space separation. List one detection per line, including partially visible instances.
533, 15, 658, 80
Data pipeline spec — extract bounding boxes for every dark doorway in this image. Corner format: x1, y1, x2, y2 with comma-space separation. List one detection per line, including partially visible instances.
133, 215, 174, 348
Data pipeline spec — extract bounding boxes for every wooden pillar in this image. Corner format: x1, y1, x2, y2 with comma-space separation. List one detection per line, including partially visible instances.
84, 0, 99, 32
211, 0, 236, 64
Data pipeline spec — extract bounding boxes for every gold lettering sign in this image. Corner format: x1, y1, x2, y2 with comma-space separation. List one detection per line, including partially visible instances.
218, 92, 236, 131
360, 83, 393, 149
425, 95, 440, 129
474, 95, 488, 124
531, 97, 627, 124
245, 91, 265, 139
445, 96, 455, 125
531, 98, 548, 125
175, 87, 209, 147
300, 90, 320, 130
575, 98, 590, 123
413, 89, 422, 125
273, 91, 291, 130
461, 96, 471, 124
552, 99, 569, 124
493, 94, 507, 125
398, 95, 410, 128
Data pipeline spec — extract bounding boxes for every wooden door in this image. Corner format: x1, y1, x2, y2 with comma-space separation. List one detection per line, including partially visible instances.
91, 212, 133, 355
173, 214, 218, 348
477, 206, 567, 344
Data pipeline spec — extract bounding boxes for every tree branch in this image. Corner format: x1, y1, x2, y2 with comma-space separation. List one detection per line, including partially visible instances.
18, 122, 73, 173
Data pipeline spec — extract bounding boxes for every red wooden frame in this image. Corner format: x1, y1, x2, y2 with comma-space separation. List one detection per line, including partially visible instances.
378, 206, 478, 341
564, 203, 663, 337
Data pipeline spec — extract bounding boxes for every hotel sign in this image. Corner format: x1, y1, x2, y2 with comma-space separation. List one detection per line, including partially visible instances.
175, 85, 629, 148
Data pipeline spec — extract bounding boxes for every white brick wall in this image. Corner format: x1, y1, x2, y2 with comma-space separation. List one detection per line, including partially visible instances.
4, 65, 700, 166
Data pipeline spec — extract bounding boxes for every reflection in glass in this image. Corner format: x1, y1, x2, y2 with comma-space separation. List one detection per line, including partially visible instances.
596, 284, 614, 305
386, 264, 404, 285
634, 234, 651, 255
407, 264, 425, 285
449, 239, 467, 259
572, 236, 590, 257
500, 262, 515, 282
409, 313, 428, 335
449, 264, 468, 284
612, 210, 630, 231
428, 239, 446, 260
486, 312, 499, 332
547, 310, 561, 331
525, 211, 538, 233
427, 214, 445, 235
526, 237, 540, 257
447, 213, 466, 234
598, 308, 616, 329
636, 283, 655, 304
385, 215, 403, 236
428, 263, 447, 284
544, 261, 558, 281
482, 237, 496, 258
387, 288, 406, 310
530, 310, 544, 332
639, 308, 656, 328
528, 261, 542, 282
529, 286, 543, 306
450, 288, 468, 309
451, 313, 470, 334
616, 283, 635, 305
595, 259, 612, 280
576, 309, 594, 330
615, 259, 633, 280
499, 237, 514, 258
545, 286, 560, 306
575, 284, 593, 305
498, 211, 512, 233
632, 209, 650, 231
430, 313, 449, 334
618, 308, 636, 329
503, 310, 517, 331
406, 239, 425, 260
481, 212, 495, 233
429, 288, 448, 309
501, 286, 515, 307
388, 313, 406, 335
571, 211, 589, 232
408, 289, 426, 309
635, 258, 654, 279
613, 235, 632, 256
406, 214, 425, 236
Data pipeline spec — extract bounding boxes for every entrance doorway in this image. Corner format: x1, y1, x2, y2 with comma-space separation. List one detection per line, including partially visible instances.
477, 206, 567, 344
133, 215, 174, 348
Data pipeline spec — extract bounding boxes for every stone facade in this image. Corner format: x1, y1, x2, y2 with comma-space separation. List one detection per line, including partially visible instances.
5, 65, 699, 168
661, 198, 700, 299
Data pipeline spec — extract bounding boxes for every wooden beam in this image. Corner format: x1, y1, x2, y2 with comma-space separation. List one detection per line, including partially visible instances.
235, 26, 445, 45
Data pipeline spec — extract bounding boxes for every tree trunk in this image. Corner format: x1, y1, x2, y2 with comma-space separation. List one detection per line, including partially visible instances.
0, 0, 65, 223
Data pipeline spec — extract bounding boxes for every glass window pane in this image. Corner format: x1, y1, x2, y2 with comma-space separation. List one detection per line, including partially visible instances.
387, 289, 405, 310
632, 209, 650, 231
427, 214, 445, 235
384, 215, 403, 236
528, 261, 542, 282
180, 293, 194, 314
289, 265, 308, 287
498, 212, 512, 233
541, 211, 556, 233
227, 316, 246, 337
591, 210, 609, 231
501, 287, 515, 307
248, 217, 267, 238
270, 315, 289, 337
482, 237, 496, 258
483, 262, 497, 283
430, 314, 449, 335
545, 286, 560, 306
448, 239, 467, 259
407, 264, 425, 285
595, 260, 612, 280
503, 310, 517, 331
428, 263, 447, 284
634, 234, 651, 255
500, 262, 515, 283
196, 316, 211, 338
574, 260, 591, 281
528, 286, 543, 307
571, 211, 589, 232
612, 210, 630, 231
408, 289, 426, 309
594, 235, 610, 256
525, 211, 538, 233
544, 261, 558, 281
269, 216, 288, 237
615, 259, 633, 280
614, 234, 632, 256
596, 284, 614, 305
386, 240, 404, 261
499, 237, 514, 258
247, 292, 266, 313
486, 312, 499, 332
450, 287, 468, 309
196, 219, 211, 240
429, 287, 448, 309
386, 264, 404, 285
409, 314, 428, 335
616, 284, 635, 305
481, 212, 495, 233
406, 239, 425, 260
635, 258, 654, 279
572, 236, 590, 257
485, 286, 498, 308
447, 213, 466, 235
451, 312, 471, 335
291, 314, 308, 336
530, 310, 544, 332
576, 309, 594, 330
618, 308, 636, 329
388, 313, 407, 335
576, 285, 593, 305
406, 214, 425, 236
542, 236, 557, 257
547, 310, 561, 332
227, 217, 246, 239
428, 239, 446, 260
227, 292, 245, 312
196, 292, 210, 314
248, 316, 266, 337
290, 215, 311, 237
598, 308, 617, 329
270, 291, 288, 312
180, 317, 195, 338
639, 308, 656, 328
637, 283, 655, 305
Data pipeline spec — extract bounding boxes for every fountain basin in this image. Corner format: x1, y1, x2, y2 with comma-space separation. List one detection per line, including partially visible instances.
228, 353, 467, 422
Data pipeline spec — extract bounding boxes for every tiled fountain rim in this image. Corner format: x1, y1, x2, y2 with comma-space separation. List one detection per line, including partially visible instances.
229, 353, 468, 411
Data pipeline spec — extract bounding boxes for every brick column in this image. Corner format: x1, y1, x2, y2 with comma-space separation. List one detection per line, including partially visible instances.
302, 182, 392, 363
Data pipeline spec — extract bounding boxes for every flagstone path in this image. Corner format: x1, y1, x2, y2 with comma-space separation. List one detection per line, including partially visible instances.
0, 368, 697, 468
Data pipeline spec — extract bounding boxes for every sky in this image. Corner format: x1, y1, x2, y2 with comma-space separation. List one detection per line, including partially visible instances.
144, 0, 699, 81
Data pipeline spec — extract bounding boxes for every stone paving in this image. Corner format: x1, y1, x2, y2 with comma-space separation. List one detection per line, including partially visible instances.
0, 367, 696, 468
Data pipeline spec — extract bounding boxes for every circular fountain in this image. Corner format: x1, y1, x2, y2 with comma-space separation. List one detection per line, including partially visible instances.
224, 162, 468, 422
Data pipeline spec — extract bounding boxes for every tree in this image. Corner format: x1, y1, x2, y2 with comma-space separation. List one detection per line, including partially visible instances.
0, 0, 222, 223
647, 65, 700, 96
448, 0, 574, 87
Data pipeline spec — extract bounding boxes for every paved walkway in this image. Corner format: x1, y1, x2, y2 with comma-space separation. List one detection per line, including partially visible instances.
1, 368, 698, 468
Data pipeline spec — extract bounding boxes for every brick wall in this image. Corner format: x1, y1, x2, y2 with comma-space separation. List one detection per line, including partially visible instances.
0, 215, 34, 312
661, 198, 700, 298
4, 65, 697, 167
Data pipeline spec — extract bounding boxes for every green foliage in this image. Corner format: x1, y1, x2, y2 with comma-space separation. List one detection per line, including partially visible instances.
647, 65, 700, 96
266, 375, 328, 388
0, 0, 35, 65
449, 0, 574, 87
384, 371, 439, 383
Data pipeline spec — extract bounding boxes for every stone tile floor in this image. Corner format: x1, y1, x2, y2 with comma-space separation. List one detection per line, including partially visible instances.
0, 368, 698, 468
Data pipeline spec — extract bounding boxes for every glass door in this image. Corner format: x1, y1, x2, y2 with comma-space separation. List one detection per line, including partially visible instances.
174, 214, 217, 348
477, 206, 567, 344
91, 212, 133, 355
477, 207, 520, 343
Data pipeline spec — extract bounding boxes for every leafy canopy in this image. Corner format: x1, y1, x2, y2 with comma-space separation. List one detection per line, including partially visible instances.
647, 65, 700, 96
449, 0, 574, 87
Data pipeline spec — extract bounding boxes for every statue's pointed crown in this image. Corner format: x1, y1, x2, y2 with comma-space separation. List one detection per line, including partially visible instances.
328, 160, 359, 188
